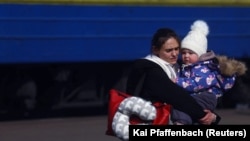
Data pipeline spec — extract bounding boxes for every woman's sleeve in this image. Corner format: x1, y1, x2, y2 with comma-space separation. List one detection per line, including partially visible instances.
145, 67, 207, 122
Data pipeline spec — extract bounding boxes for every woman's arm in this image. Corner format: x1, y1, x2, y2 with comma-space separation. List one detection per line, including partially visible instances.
127, 59, 216, 124
148, 69, 218, 125
144, 66, 207, 122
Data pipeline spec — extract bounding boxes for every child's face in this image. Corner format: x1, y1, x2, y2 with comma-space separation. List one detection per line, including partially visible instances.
181, 49, 199, 65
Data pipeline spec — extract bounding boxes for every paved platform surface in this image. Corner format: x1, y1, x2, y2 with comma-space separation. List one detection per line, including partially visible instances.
0, 109, 249, 141
215, 108, 250, 125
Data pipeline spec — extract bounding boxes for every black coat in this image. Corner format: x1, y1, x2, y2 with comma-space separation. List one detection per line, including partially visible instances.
126, 59, 206, 122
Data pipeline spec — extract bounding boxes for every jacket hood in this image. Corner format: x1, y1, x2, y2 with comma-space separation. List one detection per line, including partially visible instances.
216, 55, 247, 76
199, 50, 216, 61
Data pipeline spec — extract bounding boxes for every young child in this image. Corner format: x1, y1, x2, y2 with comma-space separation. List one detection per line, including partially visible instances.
171, 20, 247, 125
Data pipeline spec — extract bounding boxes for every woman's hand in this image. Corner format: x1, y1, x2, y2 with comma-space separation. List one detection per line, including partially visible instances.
199, 110, 216, 125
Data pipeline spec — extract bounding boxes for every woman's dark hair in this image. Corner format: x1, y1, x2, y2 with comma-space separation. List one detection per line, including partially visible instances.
151, 28, 181, 52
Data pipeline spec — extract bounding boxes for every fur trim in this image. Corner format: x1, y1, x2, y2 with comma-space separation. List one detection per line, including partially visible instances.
216, 55, 248, 76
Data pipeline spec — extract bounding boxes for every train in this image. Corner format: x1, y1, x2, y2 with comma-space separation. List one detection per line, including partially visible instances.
0, 1, 249, 118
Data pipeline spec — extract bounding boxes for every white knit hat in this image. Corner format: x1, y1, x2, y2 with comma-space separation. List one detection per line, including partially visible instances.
181, 20, 209, 57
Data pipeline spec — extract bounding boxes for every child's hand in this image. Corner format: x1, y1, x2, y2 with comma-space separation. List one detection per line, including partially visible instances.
171, 78, 177, 83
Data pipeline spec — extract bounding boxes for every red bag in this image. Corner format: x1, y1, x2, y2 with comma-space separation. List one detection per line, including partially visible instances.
106, 89, 171, 136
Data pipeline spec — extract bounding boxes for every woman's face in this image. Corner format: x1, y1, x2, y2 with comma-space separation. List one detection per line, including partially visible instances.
154, 37, 180, 65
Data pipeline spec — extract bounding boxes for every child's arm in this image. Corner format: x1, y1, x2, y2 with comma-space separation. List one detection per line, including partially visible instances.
176, 65, 218, 93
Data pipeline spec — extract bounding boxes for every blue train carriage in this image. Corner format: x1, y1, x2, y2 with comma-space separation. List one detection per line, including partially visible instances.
0, 0, 249, 118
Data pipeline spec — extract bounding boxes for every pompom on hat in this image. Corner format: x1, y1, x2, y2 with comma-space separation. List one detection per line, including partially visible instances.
181, 20, 209, 57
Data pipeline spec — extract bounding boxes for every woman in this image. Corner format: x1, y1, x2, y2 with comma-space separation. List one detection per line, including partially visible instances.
126, 27, 217, 125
